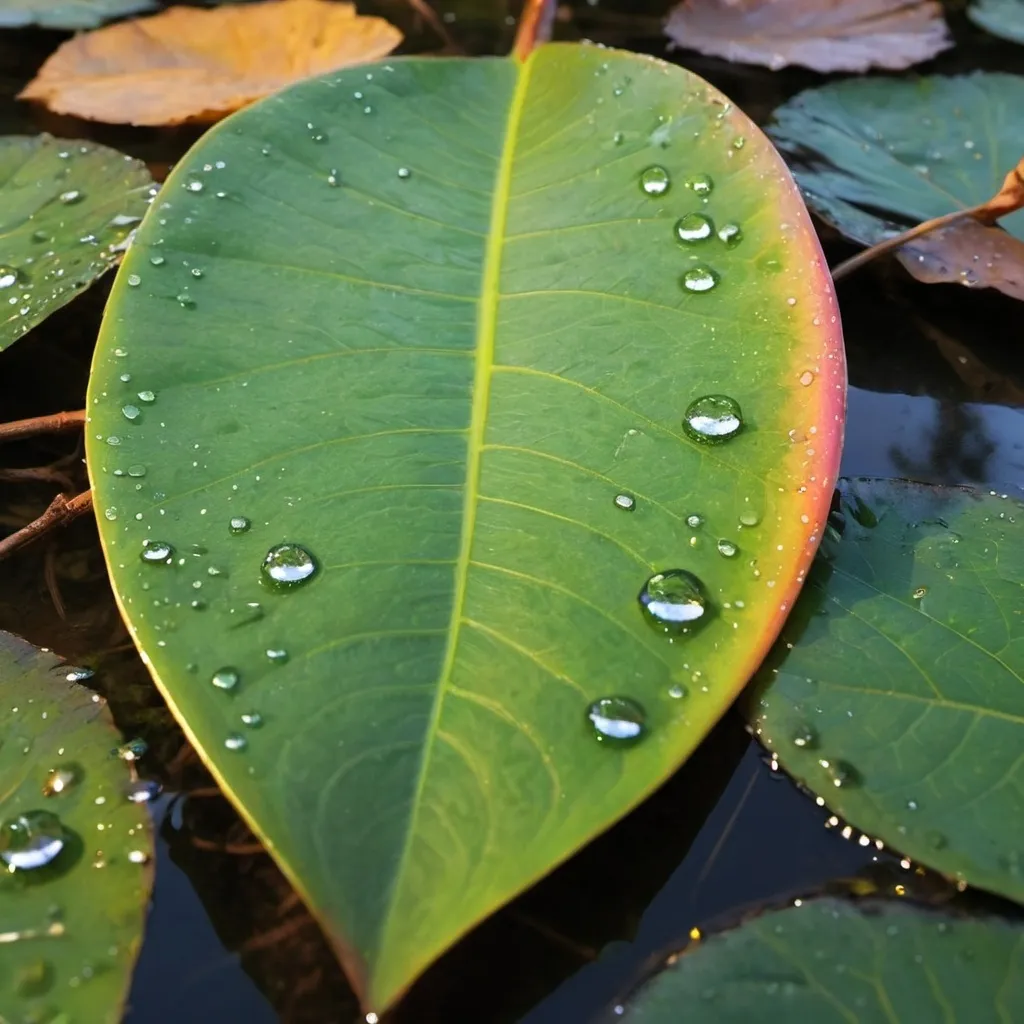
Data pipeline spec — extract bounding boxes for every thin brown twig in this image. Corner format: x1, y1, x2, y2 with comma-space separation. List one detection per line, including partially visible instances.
0, 490, 93, 561
0, 466, 78, 492
43, 542, 67, 620
240, 913, 315, 954
0, 409, 86, 444
513, 0, 556, 62
190, 836, 267, 856
403, 0, 461, 51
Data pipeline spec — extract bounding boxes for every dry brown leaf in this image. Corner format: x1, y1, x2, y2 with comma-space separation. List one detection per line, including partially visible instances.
18, 0, 402, 126
898, 220, 1024, 302
665, 0, 951, 73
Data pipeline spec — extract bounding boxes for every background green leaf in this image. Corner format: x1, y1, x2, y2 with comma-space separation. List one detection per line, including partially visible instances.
620, 898, 1024, 1021
751, 480, 1024, 903
86, 44, 843, 1009
970, 0, 1024, 44
0, 135, 154, 351
0, 630, 153, 1024
768, 73, 1024, 244
0, 0, 153, 29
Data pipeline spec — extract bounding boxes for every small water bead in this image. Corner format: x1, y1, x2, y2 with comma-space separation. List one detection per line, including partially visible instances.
0, 265, 19, 288
799, 370, 816, 387
59, 190, 83, 205
638, 570, 709, 636
176, 293, 195, 309
211, 667, 240, 691
104, 507, 118, 521
738, 509, 761, 527
121, 404, 140, 421
127, 274, 141, 287
818, 758, 860, 788
716, 538, 738, 558
639, 166, 670, 196
128, 464, 147, 478
224, 733, 248, 752
686, 514, 704, 529
106, 435, 122, 446
42, 764, 81, 796
261, 543, 318, 588
240, 710, 264, 728
682, 394, 743, 443
116, 738, 148, 761
686, 173, 714, 197
668, 683, 687, 700
266, 648, 289, 664
137, 390, 156, 403
149, 255, 165, 267
184, 180, 204, 193
791, 724, 817, 749
125, 779, 162, 803
229, 515, 251, 534
0, 810, 65, 871
140, 540, 174, 564
327, 169, 340, 187
675, 213, 714, 244
613, 493, 636, 512
926, 830, 948, 850
586, 696, 647, 745
717, 223, 743, 247
128, 849, 150, 865
680, 265, 719, 293
397, 167, 411, 179
65, 666, 94, 683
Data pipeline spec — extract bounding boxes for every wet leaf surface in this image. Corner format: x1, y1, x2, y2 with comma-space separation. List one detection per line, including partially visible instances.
0, 630, 153, 1024
620, 898, 1024, 1021
751, 479, 1024, 904
665, 0, 951, 73
970, 0, 1024, 44
0, 0, 152, 29
770, 73, 1024, 297
18, 0, 402, 126
0, 134, 153, 351
86, 43, 843, 1011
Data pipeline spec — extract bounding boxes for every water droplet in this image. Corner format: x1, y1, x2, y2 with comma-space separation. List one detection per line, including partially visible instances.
59, 190, 83, 205
266, 648, 289, 664
675, 213, 714, 243
125, 779, 162, 803
680, 265, 719, 293
224, 733, 248, 752
717, 223, 743, 247
586, 696, 646, 745
140, 540, 174, 564
229, 515, 251, 534
926, 829, 948, 850
912, 586, 928, 600
791, 725, 817, 749
716, 538, 738, 558
799, 370, 816, 387
240, 710, 264, 728
104, 507, 118, 521
211, 667, 240, 691
128, 849, 150, 864
614, 493, 636, 511
819, 758, 859, 788
176, 293, 195, 309
682, 395, 743, 443
638, 570, 708, 636
397, 167, 411, 179
128, 464, 147, 478
686, 514, 704, 529
184, 180, 204, 193
116, 738, 148, 761
906, 798, 920, 811
127, 274, 141, 287
0, 810, 65, 871
261, 543, 318, 589
738, 509, 761, 527
0, 265, 19, 288
15, 959, 53, 997
668, 683, 687, 699
149, 254, 165, 266
686, 173, 714, 197
42, 764, 81, 797
137, 390, 156, 403
65, 666, 95, 683
639, 166, 670, 196
121, 404, 140, 421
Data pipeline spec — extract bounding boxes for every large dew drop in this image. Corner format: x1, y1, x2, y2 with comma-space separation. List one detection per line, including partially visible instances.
42, 764, 81, 797
0, 810, 65, 871
140, 540, 175, 564
680, 265, 719, 293
638, 570, 709, 636
586, 696, 647, 745
639, 166, 670, 196
261, 543, 318, 589
675, 213, 714, 244
682, 395, 743, 444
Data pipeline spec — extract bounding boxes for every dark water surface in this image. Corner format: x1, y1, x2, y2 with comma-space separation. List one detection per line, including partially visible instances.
1, 3, 1021, 1022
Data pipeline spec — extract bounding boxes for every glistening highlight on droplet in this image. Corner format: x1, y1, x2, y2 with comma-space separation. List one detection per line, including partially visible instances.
0, 810, 66, 871
682, 394, 743, 444
260, 543, 318, 589
638, 570, 709, 636
639, 165, 670, 196
675, 213, 714, 244
586, 696, 647, 746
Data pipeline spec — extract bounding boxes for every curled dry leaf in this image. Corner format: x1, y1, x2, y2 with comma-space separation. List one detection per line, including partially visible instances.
18, 0, 403, 126
665, 0, 952, 73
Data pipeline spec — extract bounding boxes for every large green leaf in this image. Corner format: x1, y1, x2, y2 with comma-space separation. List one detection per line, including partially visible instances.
970, 0, 1024, 44
768, 74, 1024, 244
0, 135, 154, 351
0, 0, 152, 28
620, 898, 1024, 1021
0, 631, 153, 1024
751, 480, 1024, 903
86, 44, 843, 1010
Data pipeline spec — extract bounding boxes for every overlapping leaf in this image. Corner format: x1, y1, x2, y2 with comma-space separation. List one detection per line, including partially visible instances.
770, 74, 1024, 298
970, 0, 1024, 43
0, 135, 153, 352
18, 0, 402, 126
0, 0, 152, 29
86, 44, 843, 1010
621, 899, 1024, 1021
751, 480, 1024, 902
0, 631, 153, 1024
665, 0, 951, 73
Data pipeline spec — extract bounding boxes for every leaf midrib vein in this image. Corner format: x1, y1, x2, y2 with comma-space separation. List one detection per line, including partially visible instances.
375, 54, 534, 974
